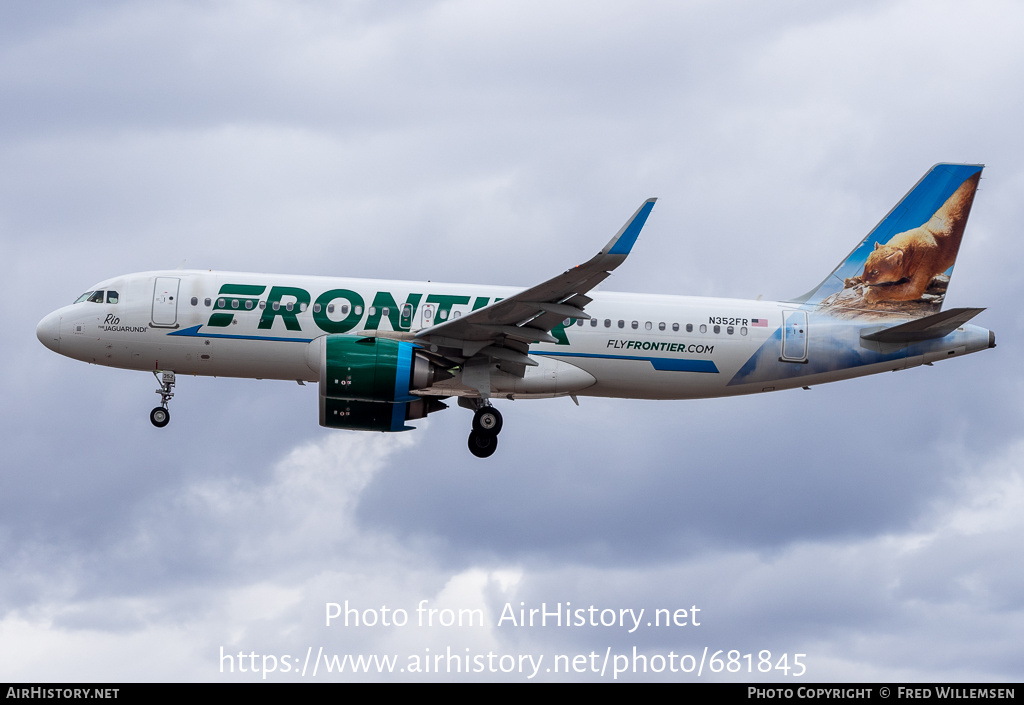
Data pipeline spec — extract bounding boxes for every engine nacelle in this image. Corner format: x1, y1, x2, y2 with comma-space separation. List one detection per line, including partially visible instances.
320, 396, 449, 432
317, 335, 449, 432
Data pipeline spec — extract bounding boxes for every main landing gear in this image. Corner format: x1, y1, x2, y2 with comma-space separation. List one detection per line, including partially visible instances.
150, 370, 175, 428
467, 403, 503, 459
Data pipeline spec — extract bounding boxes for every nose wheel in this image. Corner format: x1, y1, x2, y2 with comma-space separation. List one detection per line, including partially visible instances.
151, 370, 175, 428
150, 406, 170, 428
468, 404, 503, 458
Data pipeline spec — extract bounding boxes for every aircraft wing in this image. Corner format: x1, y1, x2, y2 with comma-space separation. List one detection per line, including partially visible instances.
413, 198, 656, 380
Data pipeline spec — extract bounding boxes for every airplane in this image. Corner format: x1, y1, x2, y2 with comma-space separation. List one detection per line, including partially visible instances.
36, 163, 994, 458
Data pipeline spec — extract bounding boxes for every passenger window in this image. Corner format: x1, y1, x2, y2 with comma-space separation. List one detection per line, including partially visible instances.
300, 302, 307, 312
231, 299, 239, 309
617, 320, 624, 329
191, 297, 198, 306
402, 304, 413, 318
106, 291, 119, 304
272, 302, 280, 311
713, 325, 720, 334
313, 303, 322, 313
258, 301, 266, 309
740, 327, 748, 336
658, 322, 665, 331
645, 321, 652, 331
204, 298, 212, 307
631, 321, 638, 330
245, 300, 254, 309
576, 319, 584, 326
327, 304, 334, 314
590, 319, 597, 327
286, 302, 294, 312
218, 298, 226, 308
604, 319, 611, 328
727, 326, 734, 335
341, 304, 350, 315
368, 306, 376, 316
699, 324, 707, 334
685, 324, 692, 332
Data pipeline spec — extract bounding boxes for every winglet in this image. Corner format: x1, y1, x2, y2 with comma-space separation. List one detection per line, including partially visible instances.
601, 198, 657, 256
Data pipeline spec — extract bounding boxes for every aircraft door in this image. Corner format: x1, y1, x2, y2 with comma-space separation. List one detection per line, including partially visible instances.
416, 303, 436, 330
152, 277, 180, 328
780, 310, 808, 363
400, 303, 415, 330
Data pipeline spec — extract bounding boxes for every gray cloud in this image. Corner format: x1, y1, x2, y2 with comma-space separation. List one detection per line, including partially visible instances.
4, 0, 1023, 682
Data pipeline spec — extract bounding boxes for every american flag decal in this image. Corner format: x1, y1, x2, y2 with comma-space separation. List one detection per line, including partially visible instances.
751, 318, 768, 327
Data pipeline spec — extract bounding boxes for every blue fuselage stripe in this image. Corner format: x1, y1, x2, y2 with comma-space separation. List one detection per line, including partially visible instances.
167, 325, 314, 343
534, 350, 718, 373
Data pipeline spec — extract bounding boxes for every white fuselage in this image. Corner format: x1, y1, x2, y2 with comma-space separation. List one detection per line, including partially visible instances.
36, 269, 993, 402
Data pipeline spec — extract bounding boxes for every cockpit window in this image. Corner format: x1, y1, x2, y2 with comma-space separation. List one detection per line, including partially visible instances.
74, 290, 117, 304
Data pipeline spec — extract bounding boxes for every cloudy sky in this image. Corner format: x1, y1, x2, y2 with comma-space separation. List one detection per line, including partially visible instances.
4, 0, 1023, 682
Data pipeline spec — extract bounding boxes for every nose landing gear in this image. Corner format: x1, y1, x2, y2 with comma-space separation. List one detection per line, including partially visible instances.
150, 406, 170, 428
467, 403, 503, 458
150, 370, 175, 428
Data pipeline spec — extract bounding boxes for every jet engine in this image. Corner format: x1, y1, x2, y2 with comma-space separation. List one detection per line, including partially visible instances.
316, 335, 449, 432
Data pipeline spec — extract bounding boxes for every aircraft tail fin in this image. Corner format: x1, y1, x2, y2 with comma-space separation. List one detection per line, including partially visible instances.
791, 164, 983, 319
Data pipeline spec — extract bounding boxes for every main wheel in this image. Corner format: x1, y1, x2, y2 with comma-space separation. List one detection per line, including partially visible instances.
150, 407, 170, 428
468, 430, 498, 458
472, 406, 503, 435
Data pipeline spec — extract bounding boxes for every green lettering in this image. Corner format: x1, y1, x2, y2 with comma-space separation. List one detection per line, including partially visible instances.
313, 289, 365, 334
426, 294, 470, 322
365, 292, 423, 332
207, 284, 266, 327
258, 286, 311, 331
551, 319, 573, 346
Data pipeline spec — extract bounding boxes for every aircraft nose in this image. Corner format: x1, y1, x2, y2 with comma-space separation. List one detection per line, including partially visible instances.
36, 311, 61, 353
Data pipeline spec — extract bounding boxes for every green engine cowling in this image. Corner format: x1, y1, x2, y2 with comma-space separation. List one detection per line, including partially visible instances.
318, 335, 449, 432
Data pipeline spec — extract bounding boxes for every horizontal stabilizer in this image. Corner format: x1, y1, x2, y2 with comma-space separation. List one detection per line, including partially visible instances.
860, 307, 985, 343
